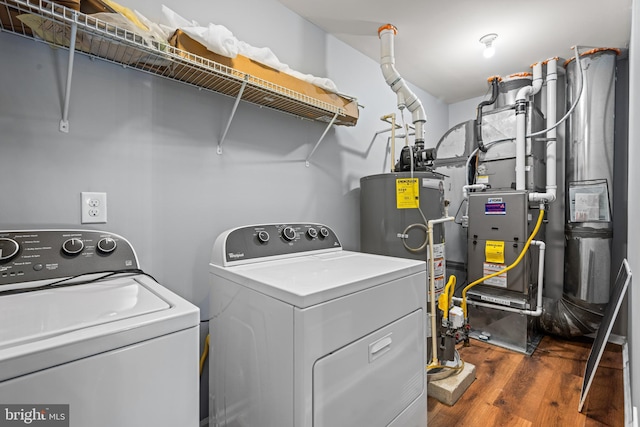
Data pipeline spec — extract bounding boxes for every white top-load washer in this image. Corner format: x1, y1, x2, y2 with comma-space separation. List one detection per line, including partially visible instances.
209, 223, 427, 427
0, 230, 199, 427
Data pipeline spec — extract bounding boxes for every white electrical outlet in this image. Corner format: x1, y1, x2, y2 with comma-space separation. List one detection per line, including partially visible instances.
81, 192, 107, 224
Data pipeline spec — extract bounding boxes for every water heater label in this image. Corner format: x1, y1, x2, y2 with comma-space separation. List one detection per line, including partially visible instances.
395, 178, 419, 209
485, 202, 506, 215
427, 243, 446, 298
427, 276, 446, 302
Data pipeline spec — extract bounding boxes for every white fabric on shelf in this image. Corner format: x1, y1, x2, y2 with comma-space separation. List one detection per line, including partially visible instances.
160, 5, 338, 93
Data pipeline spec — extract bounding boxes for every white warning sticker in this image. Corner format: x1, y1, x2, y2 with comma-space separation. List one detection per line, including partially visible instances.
430, 243, 445, 260
482, 262, 507, 288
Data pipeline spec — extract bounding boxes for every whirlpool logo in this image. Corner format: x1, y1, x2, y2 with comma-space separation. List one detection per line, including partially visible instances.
0, 405, 68, 426
228, 252, 245, 259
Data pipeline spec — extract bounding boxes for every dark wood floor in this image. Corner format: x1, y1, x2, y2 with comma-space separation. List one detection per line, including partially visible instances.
428, 335, 624, 426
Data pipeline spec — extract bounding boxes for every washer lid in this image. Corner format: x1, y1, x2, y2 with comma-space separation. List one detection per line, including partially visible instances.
210, 250, 426, 308
0, 278, 169, 350
0, 275, 199, 382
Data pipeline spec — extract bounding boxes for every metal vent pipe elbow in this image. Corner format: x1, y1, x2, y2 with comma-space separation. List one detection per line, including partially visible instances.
378, 24, 426, 144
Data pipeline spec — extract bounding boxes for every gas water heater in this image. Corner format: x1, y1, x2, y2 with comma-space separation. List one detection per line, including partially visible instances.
360, 24, 462, 369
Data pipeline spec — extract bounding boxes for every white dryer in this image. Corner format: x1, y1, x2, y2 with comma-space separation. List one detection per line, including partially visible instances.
0, 230, 199, 427
209, 223, 427, 427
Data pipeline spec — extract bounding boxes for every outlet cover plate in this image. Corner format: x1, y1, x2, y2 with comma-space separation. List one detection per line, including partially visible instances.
81, 192, 107, 223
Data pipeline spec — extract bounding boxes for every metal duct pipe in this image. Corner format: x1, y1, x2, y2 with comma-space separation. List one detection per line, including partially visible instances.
564, 48, 618, 304
541, 48, 620, 338
378, 24, 426, 145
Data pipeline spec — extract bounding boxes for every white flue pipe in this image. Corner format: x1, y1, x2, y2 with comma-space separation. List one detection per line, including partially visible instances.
514, 62, 543, 191
378, 24, 427, 144
462, 184, 487, 199
461, 184, 487, 227
529, 58, 558, 203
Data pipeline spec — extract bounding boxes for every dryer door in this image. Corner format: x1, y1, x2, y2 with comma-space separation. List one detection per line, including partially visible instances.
312, 309, 425, 427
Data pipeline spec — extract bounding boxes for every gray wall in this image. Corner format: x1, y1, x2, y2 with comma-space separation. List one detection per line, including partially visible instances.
0, 0, 447, 320
0, 4, 448, 420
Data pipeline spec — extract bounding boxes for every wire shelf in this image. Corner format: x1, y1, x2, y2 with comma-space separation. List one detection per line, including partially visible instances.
0, 0, 358, 126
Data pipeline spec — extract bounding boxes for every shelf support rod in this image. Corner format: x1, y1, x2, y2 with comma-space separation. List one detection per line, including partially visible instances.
217, 76, 249, 155
305, 112, 339, 167
59, 14, 78, 133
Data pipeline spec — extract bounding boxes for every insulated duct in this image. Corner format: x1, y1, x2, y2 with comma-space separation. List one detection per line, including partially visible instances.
378, 24, 426, 145
564, 48, 618, 305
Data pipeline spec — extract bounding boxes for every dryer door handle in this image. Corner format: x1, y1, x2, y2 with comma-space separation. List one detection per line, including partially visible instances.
368, 334, 392, 363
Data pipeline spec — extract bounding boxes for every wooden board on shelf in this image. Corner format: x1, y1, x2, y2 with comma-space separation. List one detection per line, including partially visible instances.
169, 29, 359, 126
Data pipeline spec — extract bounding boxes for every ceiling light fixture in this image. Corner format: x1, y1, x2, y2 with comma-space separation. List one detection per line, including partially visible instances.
480, 33, 498, 58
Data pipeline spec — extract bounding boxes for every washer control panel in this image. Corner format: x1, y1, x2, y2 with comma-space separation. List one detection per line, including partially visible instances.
222, 223, 341, 264
0, 230, 139, 285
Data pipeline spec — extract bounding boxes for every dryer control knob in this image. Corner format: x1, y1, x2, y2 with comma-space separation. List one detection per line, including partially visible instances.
319, 227, 330, 238
257, 231, 270, 243
0, 238, 20, 261
97, 237, 117, 254
307, 228, 318, 238
62, 238, 84, 255
282, 226, 297, 241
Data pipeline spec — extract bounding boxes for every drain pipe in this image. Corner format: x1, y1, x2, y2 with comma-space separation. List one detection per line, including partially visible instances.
378, 24, 427, 145
515, 62, 543, 191
462, 184, 487, 199
529, 58, 558, 203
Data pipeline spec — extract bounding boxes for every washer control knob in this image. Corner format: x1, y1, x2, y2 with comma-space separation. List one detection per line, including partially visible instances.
282, 226, 297, 241
257, 230, 270, 243
319, 227, 330, 238
0, 238, 20, 261
97, 237, 117, 254
307, 228, 318, 238
62, 238, 84, 255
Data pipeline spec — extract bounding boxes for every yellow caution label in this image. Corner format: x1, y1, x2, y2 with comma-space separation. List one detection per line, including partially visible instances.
396, 178, 419, 209
485, 240, 505, 264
